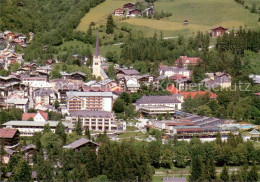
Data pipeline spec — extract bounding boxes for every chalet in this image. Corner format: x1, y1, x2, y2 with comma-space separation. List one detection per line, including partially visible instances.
22, 144, 37, 164
210, 26, 228, 38
174, 56, 202, 69
0, 128, 20, 146
1, 147, 14, 164
214, 72, 231, 88
45, 59, 53, 66
22, 111, 48, 122
142, 8, 154, 16
4, 31, 15, 40
0, 75, 20, 85
126, 9, 142, 17
123, 3, 135, 9
114, 8, 124, 16
183, 20, 189, 25
116, 68, 140, 79
60, 71, 86, 81
63, 137, 99, 152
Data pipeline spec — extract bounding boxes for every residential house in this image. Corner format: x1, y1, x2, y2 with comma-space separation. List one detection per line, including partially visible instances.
0, 128, 20, 146
1, 147, 14, 164
34, 103, 48, 111
116, 68, 140, 79
249, 74, 260, 85
125, 76, 140, 92
126, 9, 142, 17
21, 75, 48, 85
66, 110, 122, 132
114, 8, 124, 16
174, 56, 203, 69
142, 8, 154, 16
210, 26, 228, 38
4, 31, 15, 40
66, 91, 113, 112
33, 88, 55, 105
213, 72, 231, 88
22, 144, 37, 164
51, 78, 83, 102
60, 71, 86, 81
5, 98, 29, 112
22, 111, 48, 121
45, 59, 53, 66
183, 20, 189, 25
2, 120, 69, 136
63, 137, 99, 152
159, 66, 190, 78
123, 3, 135, 9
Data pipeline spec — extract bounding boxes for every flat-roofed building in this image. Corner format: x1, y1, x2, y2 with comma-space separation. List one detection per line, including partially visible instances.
2, 120, 69, 136
66, 110, 124, 132
66, 91, 113, 112
136, 95, 182, 111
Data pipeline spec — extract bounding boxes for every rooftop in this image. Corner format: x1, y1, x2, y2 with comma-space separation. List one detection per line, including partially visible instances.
63, 137, 98, 149
70, 110, 113, 118
0, 128, 19, 138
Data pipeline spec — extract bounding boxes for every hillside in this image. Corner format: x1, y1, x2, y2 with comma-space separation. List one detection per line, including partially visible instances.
77, 0, 260, 37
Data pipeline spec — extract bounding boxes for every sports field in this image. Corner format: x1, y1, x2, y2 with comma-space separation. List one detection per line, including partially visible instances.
77, 0, 259, 37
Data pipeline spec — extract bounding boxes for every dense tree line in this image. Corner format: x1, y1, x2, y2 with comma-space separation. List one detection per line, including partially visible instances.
3, 125, 260, 181
216, 29, 260, 55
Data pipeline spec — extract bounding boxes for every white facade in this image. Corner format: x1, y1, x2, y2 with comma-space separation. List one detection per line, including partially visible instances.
2, 121, 68, 136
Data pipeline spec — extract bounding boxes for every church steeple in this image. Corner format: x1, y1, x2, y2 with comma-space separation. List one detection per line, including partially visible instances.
94, 33, 100, 58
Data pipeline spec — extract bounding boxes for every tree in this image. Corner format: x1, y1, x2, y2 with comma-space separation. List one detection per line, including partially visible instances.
248, 162, 258, 182
220, 165, 229, 182
106, 63, 116, 79
208, 158, 216, 180
85, 127, 91, 139
112, 99, 125, 113
43, 123, 51, 133
189, 155, 203, 181
55, 121, 66, 144
75, 117, 83, 136
161, 148, 173, 168
251, 3, 257, 13
106, 15, 115, 34
50, 69, 62, 79
11, 159, 32, 181
54, 100, 60, 109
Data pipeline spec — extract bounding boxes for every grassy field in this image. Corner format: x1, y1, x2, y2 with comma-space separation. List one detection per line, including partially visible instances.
77, 0, 129, 31
120, 0, 259, 36
117, 131, 145, 138
244, 0, 260, 9
77, 0, 260, 37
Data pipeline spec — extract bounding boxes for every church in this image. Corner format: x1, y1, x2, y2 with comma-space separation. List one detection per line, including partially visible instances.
92, 34, 108, 80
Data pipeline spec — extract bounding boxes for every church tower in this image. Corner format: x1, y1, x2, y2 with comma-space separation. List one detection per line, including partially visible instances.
92, 33, 102, 78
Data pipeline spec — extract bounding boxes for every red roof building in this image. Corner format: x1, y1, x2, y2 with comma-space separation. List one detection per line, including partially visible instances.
167, 85, 217, 99
0, 129, 20, 146
22, 111, 48, 121
174, 56, 202, 69
210, 26, 228, 38
180, 91, 217, 99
